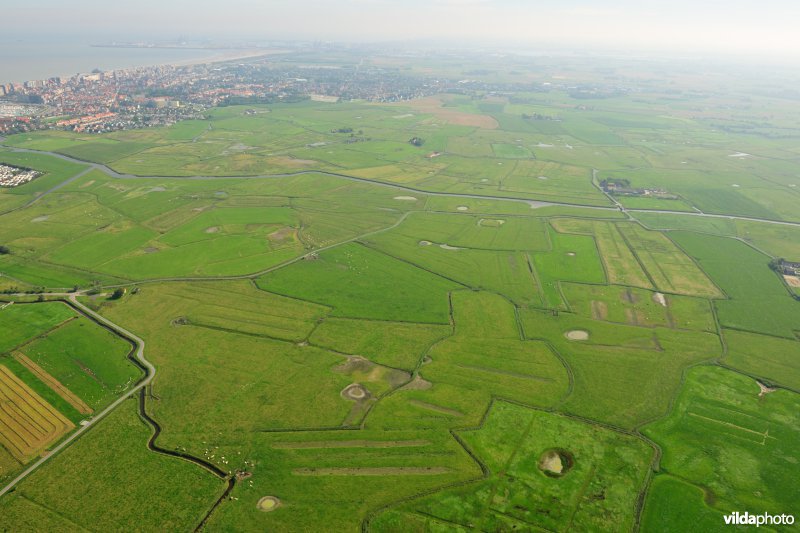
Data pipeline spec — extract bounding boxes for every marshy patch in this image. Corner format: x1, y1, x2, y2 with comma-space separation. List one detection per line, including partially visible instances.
565, 330, 589, 341
257, 496, 281, 512
478, 219, 506, 227
171, 316, 190, 326
538, 448, 574, 477
341, 383, 369, 401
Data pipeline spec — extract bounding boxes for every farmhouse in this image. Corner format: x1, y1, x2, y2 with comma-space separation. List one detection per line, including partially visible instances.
779, 260, 800, 276
600, 178, 677, 199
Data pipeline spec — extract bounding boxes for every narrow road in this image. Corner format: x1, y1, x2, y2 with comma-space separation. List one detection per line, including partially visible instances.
0, 295, 155, 498
5, 145, 800, 228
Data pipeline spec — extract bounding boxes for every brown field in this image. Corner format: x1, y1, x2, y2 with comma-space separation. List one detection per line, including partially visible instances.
0, 365, 74, 462
13, 352, 93, 415
396, 96, 499, 129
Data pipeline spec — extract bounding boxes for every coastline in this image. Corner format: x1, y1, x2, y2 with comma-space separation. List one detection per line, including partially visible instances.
1, 46, 287, 86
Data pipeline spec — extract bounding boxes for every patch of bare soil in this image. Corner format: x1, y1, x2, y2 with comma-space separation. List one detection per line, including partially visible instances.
401, 375, 433, 391
590, 300, 608, 320
758, 381, 776, 398
407, 399, 464, 417
652, 292, 668, 307
336, 356, 373, 375
257, 496, 281, 512
478, 219, 506, 227
566, 252, 576, 257
31, 215, 49, 222
268, 226, 295, 243
79, 180, 95, 188
538, 449, 574, 477
457, 206, 469, 211
143, 247, 159, 254
397, 96, 499, 129
419, 240, 432, 246
439, 243, 460, 250
784, 275, 800, 288
394, 196, 418, 201
205, 226, 220, 234
621, 288, 639, 304
269, 156, 316, 168
565, 330, 589, 341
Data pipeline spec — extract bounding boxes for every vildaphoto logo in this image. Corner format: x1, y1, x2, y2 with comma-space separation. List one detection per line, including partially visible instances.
724, 512, 795, 527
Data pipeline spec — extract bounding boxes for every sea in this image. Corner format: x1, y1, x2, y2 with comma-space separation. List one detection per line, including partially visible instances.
0, 37, 222, 85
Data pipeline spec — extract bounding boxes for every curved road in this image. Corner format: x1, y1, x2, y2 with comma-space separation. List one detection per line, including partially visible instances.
5, 146, 800, 228
0, 295, 155, 498
1, 141, 799, 494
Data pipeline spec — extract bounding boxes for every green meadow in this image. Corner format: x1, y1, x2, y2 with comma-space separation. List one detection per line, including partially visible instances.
1, 56, 799, 532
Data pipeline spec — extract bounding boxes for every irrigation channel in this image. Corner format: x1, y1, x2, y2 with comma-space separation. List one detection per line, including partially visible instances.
0, 295, 236, 529
6, 146, 800, 228
1, 143, 799, 518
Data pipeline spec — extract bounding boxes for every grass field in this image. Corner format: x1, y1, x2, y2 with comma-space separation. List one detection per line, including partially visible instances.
372, 401, 653, 532
722, 329, 800, 390
0, 303, 75, 354
533, 226, 606, 308
551, 219, 653, 289
15, 317, 139, 411
643, 366, 800, 521
616, 225, 721, 297
561, 282, 716, 332
0, 401, 226, 531
258, 243, 458, 323
1, 57, 800, 531
672, 232, 800, 338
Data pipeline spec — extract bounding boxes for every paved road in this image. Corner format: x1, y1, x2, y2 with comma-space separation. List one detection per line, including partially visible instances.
0, 295, 155, 498
6, 146, 800, 228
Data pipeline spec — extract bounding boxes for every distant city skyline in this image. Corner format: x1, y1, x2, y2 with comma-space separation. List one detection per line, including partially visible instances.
4, 0, 800, 60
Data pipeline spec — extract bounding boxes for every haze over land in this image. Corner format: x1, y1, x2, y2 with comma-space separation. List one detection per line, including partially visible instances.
5, 0, 800, 60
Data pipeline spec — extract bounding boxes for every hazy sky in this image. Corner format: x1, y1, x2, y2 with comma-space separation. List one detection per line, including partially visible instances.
7, 0, 800, 57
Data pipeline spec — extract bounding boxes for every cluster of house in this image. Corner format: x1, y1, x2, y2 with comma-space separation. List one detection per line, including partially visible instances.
779, 260, 800, 276
600, 178, 677, 199
0, 164, 41, 187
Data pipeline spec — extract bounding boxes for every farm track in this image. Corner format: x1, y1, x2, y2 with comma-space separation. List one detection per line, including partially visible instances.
0, 297, 234, 529
8, 146, 800, 228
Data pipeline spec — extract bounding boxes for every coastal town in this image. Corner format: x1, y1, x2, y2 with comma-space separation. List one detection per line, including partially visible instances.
0, 44, 636, 137
0, 48, 451, 135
